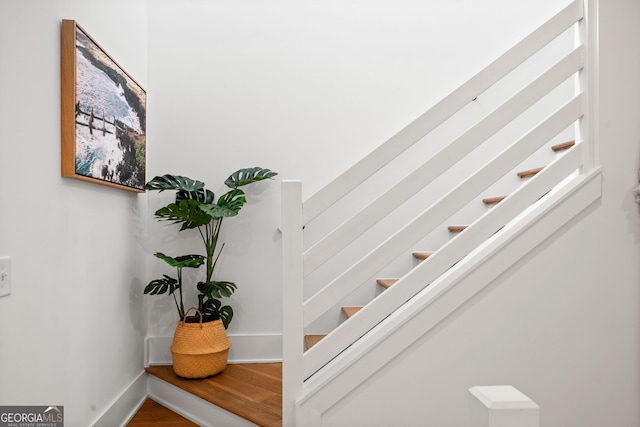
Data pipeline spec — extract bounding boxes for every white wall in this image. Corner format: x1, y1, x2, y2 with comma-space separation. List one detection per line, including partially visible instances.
315, 1, 640, 426
0, 1, 148, 426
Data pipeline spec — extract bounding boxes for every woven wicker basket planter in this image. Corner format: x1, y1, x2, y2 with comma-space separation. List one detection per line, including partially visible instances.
170, 308, 231, 379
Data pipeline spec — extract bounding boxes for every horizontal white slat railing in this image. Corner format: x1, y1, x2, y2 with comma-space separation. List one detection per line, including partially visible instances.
303, 102, 585, 377
303, 45, 584, 276
303, 94, 584, 329
301, 0, 583, 226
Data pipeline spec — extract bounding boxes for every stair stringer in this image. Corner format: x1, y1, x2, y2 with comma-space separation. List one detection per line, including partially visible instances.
294, 167, 602, 426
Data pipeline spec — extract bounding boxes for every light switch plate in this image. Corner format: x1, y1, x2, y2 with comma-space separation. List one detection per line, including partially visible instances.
0, 256, 11, 297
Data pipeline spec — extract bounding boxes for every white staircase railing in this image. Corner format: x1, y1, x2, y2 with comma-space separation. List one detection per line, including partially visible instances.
300, 1, 584, 227
282, 0, 597, 424
303, 46, 584, 276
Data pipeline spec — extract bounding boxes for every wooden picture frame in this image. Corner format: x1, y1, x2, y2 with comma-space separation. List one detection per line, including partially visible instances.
61, 20, 146, 192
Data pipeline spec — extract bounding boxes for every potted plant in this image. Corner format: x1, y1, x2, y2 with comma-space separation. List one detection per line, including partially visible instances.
144, 167, 277, 377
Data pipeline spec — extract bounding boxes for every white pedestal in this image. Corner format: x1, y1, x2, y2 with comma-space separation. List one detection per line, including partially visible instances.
469, 385, 540, 427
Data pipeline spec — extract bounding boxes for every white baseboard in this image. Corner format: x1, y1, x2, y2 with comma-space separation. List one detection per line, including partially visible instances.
145, 333, 282, 366
91, 370, 147, 427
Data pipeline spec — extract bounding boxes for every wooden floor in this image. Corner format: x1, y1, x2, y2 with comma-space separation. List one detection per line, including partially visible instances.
143, 363, 282, 427
127, 398, 198, 426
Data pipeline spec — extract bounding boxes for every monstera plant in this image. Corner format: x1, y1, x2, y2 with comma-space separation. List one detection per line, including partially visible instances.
144, 167, 277, 328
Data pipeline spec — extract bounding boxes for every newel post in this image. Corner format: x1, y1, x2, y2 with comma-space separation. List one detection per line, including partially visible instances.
281, 180, 304, 427
469, 386, 539, 427
578, 0, 600, 170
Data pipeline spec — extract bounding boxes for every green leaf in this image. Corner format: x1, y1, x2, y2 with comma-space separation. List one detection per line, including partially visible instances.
202, 297, 221, 313
197, 281, 237, 299
199, 189, 246, 218
218, 189, 246, 212
200, 298, 234, 329
155, 252, 205, 269
176, 188, 214, 204
198, 204, 236, 219
144, 275, 179, 295
145, 174, 205, 192
219, 306, 233, 329
154, 199, 212, 230
224, 167, 277, 189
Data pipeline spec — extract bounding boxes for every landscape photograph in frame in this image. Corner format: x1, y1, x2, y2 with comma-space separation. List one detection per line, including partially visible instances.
61, 19, 146, 192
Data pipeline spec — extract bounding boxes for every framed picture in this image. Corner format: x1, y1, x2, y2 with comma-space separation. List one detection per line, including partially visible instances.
61, 20, 146, 192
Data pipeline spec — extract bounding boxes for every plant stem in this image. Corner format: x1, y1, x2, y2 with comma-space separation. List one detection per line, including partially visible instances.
210, 218, 223, 278
172, 292, 182, 320
177, 267, 184, 318
212, 242, 225, 275
201, 218, 223, 282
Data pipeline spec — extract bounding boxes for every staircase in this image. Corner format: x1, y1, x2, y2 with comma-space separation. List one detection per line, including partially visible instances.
303, 140, 576, 351
282, 1, 601, 425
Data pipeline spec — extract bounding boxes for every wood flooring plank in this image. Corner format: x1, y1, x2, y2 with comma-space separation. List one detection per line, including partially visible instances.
242, 362, 283, 380
222, 363, 282, 395
127, 399, 198, 427
146, 363, 282, 427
